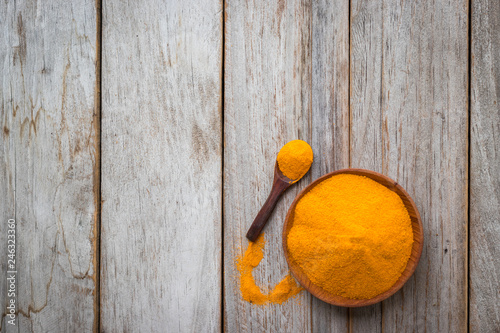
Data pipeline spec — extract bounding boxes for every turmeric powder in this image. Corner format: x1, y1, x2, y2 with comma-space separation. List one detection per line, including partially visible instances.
277, 140, 313, 180
237, 234, 303, 305
287, 174, 413, 299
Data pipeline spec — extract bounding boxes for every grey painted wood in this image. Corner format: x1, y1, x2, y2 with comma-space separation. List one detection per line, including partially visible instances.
350, 0, 469, 332
100, 0, 222, 332
311, 0, 350, 331
470, 0, 500, 330
0, 1, 98, 332
223, 0, 313, 331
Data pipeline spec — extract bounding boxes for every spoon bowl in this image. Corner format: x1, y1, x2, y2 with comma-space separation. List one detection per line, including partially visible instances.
282, 168, 424, 307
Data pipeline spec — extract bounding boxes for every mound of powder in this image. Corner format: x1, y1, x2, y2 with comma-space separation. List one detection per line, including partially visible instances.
277, 140, 313, 180
287, 174, 413, 299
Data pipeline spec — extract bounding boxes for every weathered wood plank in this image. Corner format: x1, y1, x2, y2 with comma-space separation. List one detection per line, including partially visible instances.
350, 0, 469, 332
0, 1, 98, 332
349, 0, 384, 330
311, 0, 350, 331
223, 0, 312, 331
100, 0, 222, 332
470, 0, 500, 330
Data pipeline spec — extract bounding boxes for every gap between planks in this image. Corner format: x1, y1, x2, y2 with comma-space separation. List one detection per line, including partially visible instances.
94, 0, 102, 332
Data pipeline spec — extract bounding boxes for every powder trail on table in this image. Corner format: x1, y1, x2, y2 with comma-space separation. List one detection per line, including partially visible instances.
236, 234, 303, 305
287, 174, 414, 300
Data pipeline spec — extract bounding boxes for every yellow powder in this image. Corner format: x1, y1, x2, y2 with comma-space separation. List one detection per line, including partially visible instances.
287, 174, 413, 299
277, 140, 313, 180
237, 234, 303, 305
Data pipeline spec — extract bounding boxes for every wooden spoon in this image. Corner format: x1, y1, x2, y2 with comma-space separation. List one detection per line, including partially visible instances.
246, 162, 295, 242
282, 168, 424, 307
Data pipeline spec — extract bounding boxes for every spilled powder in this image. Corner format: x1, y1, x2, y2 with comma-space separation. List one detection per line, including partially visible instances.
236, 234, 303, 305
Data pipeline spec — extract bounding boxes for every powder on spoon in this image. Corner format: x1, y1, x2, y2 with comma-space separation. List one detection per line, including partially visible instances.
287, 174, 414, 299
277, 140, 313, 180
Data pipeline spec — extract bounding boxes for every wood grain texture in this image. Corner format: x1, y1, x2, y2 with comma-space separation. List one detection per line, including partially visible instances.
100, 0, 222, 331
349, 1, 384, 330
0, 1, 98, 332
470, 0, 500, 330
223, 0, 312, 331
350, 0, 469, 332
311, 0, 350, 331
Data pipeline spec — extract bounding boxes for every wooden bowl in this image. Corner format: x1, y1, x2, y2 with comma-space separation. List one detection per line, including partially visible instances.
282, 168, 424, 307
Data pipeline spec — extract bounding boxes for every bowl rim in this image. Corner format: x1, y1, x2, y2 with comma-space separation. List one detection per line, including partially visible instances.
282, 168, 424, 307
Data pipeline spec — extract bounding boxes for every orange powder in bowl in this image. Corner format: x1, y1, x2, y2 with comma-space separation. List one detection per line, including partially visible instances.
287, 174, 413, 299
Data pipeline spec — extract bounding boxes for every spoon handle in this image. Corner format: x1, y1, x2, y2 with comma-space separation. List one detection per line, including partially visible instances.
246, 178, 290, 242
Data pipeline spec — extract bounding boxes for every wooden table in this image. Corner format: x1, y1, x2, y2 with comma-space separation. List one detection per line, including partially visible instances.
1, 0, 499, 332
